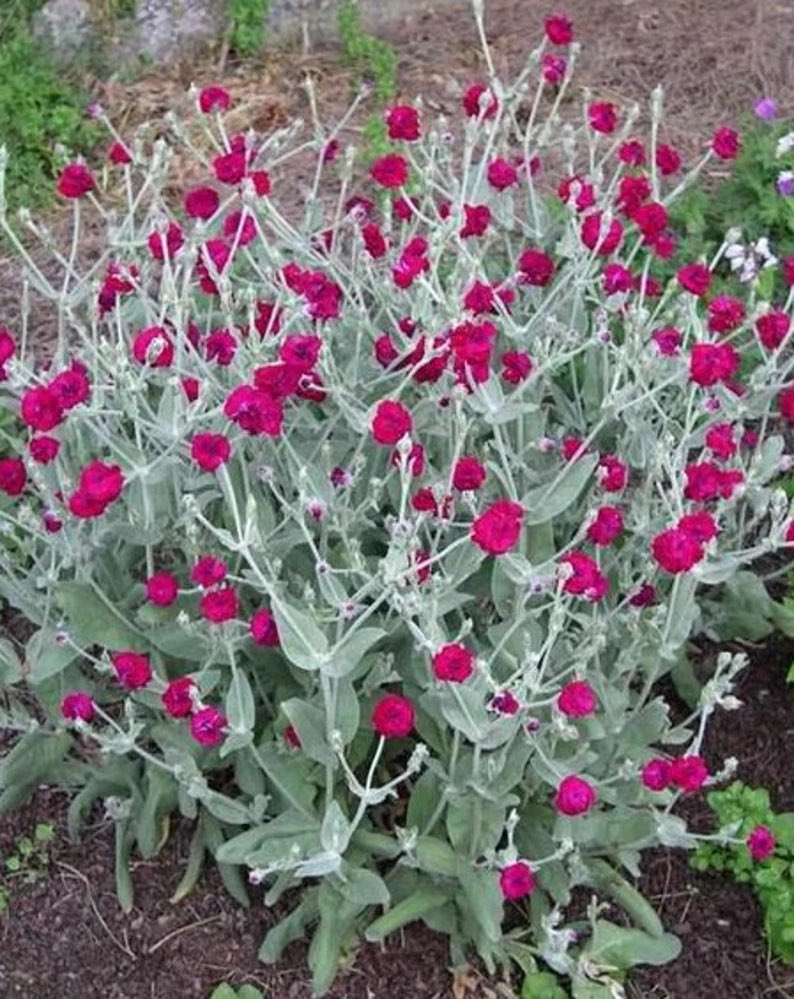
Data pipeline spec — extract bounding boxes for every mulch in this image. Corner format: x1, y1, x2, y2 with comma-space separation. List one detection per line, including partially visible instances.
1, 638, 793, 998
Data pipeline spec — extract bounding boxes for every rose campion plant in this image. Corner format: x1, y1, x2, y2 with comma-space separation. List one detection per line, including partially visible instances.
0, 7, 793, 994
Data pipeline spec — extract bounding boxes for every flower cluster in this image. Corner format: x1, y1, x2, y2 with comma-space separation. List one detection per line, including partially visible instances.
0, 11, 792, 993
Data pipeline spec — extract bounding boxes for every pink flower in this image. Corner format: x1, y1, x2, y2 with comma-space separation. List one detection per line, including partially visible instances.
199, 86, 231, 113
462, 84, 498, 119
677, 263, 711, 296
162, 677, 195, 718
598, 455, 628, 492
132, 326, 174, 367
372, 693, 415, 738
460, 204, 491, 238
28, 436, 60, 465
487, 158, 518, 191
200, 586, 239, 624
656, 144, 681, 175
580, 213, 623, 256
371, 400, 412, 445
780, 385, 794, 422
386, 105, 420, 141
678, 511, 719, 544
224, 385, 283, 437
588, 102, 618, 133
147, 221, 184, 261
652, 327, 682, 356
490, 691, 520, 716
689, 343, 740, 387
250, 609, 280, 647
557, 680, 597, 718
561, 551, 609, 601
370, 154, 409, 188
746, 825, 776, 861
619, 140, 646, 166
21, 386, 64, 432
57, 163, 95, 199
707, 295, 745, 334
755, 311, 790, 350
586, 506, 624, 546
651, 527, 704, 574
501, 351, 533, 384
705, 423, 737, 461
518, 248, 555, 286
191, 556, 227, 588
432, 643, 475, 683
0, 458, 26, 497
184, 186, 220, 220
668, 755, 709, 793
391, 441, 425, 477
712, 126, 740, 160
542, 54, 567, 85
108, 141, 132, 166
112, 652, 152, 690
213, 149, 247, 185
190, 706, 227, 747
61, 692, 94, 722
146, 572, 179, 607
555, 775, 597, 815
544, 14, 574, 44
452, 456, 487, 491
603, 263, 632, 295
499, 861, 535, 901
471, 500, 524, 555
641, 758, 671, 791
629, 582, 657, 607
191, 432, 231, 472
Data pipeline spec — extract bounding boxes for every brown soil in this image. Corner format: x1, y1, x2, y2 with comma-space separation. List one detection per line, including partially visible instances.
1, 640, 793, 998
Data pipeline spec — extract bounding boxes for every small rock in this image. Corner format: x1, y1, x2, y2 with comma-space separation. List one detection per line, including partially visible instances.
32, 0, 94, 64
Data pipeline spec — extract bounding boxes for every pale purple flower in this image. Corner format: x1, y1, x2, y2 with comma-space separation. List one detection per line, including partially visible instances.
754, 96, 778, 120
777, 171, 794, 197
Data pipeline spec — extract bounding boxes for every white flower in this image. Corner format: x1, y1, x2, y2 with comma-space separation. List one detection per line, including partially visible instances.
776, 131, 794, 157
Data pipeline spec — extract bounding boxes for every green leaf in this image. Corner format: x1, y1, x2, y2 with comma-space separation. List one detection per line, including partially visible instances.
250, 744, 317, 820
170, 820, 206, 903
226, 667, 256, 735
281, 699, 334, 766
209, 985, 238, 999
321, 801, 351, 854
522, 971, 568, 999
586, 919, 681, 968
271, 597, 328, 671
114, 821, 135, 914
237, 987, 264, 999
522, 453, 598, 524
25, 629, 78, 684
136, 765, 175, 859
670, 653, 701, 710
259, 896, 319, 963
457, 861, 503, 943
327, 627, 386, 677
148, 623, 211, 662
339, 867, 390, 907
364, 885, 451, 941
0, 638, 22, 684
58, 581, 147, 650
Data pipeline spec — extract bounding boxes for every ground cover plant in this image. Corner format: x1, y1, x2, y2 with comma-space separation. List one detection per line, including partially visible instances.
0, 0, 98, 214
0, 4, 794, 995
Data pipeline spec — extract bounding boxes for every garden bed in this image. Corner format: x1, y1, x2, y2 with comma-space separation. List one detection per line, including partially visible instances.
1, 1, 794, 997
1, 638, 792, 998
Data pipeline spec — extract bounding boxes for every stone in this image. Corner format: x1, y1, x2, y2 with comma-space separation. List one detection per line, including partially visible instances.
133, 0, 227, 65
32, 0, 94, 64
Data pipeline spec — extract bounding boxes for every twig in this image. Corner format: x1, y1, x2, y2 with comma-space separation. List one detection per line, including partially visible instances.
56, 860, 137, 960
146, 913, 223, 955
